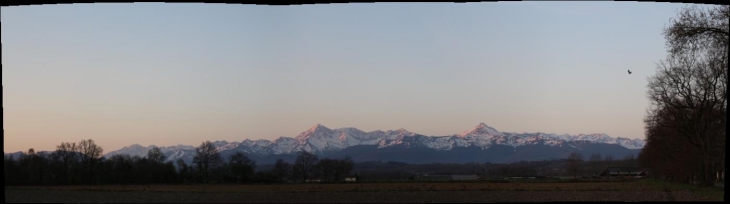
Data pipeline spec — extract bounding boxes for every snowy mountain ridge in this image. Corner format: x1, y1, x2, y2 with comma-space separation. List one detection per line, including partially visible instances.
103, 123, 645, 162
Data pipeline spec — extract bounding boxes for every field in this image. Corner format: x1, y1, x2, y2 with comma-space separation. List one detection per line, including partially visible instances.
5, 179, 724, 203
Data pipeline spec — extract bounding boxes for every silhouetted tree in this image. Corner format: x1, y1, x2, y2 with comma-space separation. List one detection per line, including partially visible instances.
6, 155, 23, 185
333, 156, 355, 182
293, 151, 319, 183
4, 141, 188, 186
108, 154, 133, 184
316, 158, 337, 182
228, 152, 256, 183
589, 154, 602, 176
176, 159, 191, 183
253, 170, 278, 183
646, 5, 727, 186
5, 154, 13, 185
53, 142, 79, 184
272, 159, 291, 182
147, 147, 166, 164
640, 105, 703, 183
193, 141, 222, 183
566, 152, 583, 179
161, 161, 177, 183
78, 139, 103, 184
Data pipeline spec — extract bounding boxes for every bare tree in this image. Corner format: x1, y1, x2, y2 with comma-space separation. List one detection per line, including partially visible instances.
640, 106, 704, 182
589, 154, 602, 176
22, 148, 47, 185
147, 147, 166, 163
316, 158, 337, 182
229, 152, 256, 183
647, 5, 728, 186
4, 153, 8, 185
566, 152, 583, 179
78, 139, 104, 183
664, 5, 729, 57
175, 159, 190, 183
272, 159, 291, 182
193, 141, 222, 183
54, 142, 79, 184
293, 151, 319, 183
333, 156, 355, 182
78, 139, 104, 162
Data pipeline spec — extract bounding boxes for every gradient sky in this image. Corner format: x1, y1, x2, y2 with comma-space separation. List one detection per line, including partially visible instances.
2, 2, 703, 153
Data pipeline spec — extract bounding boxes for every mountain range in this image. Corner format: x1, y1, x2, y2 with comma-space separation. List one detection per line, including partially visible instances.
97, 123, 644, 165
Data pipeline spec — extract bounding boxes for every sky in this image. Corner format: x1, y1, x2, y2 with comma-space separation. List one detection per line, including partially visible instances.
2, 2, 705, 153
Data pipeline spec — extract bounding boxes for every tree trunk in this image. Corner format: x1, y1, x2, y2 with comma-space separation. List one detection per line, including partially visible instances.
700, 151, 714, 186
63, 165, 68, 184
39, 165, 44, 185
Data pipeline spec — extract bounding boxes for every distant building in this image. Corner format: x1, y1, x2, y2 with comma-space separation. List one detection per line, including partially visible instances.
504, 175, 547, 180
598, 167, 647, 178
345, 177, 357, 182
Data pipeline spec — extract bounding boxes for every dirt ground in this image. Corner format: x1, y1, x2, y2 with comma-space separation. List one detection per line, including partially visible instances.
4, 189, 710, 203
5, 181, 722, 203
0, 181, 685, 192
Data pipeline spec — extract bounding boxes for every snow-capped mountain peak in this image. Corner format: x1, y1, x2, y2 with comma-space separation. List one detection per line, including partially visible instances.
296, 124, 335, 140
311, 124, 330, 131
391, 128, 413, 135
460, 123, 502, 137
212, 140, 229, 147
103, 123, 646, 164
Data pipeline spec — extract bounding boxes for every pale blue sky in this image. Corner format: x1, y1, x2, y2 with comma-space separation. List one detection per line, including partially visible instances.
2, 2, 700, 152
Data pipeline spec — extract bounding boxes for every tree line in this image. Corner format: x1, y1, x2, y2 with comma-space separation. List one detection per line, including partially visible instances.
4, 140, 354, 186
638, 5, 727, 187
564, 152, 638, 179
5, 138, 645, 185
349, 155, 638, 181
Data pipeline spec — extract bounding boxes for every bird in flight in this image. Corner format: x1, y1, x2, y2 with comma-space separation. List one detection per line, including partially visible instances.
628, 70, 632, 74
